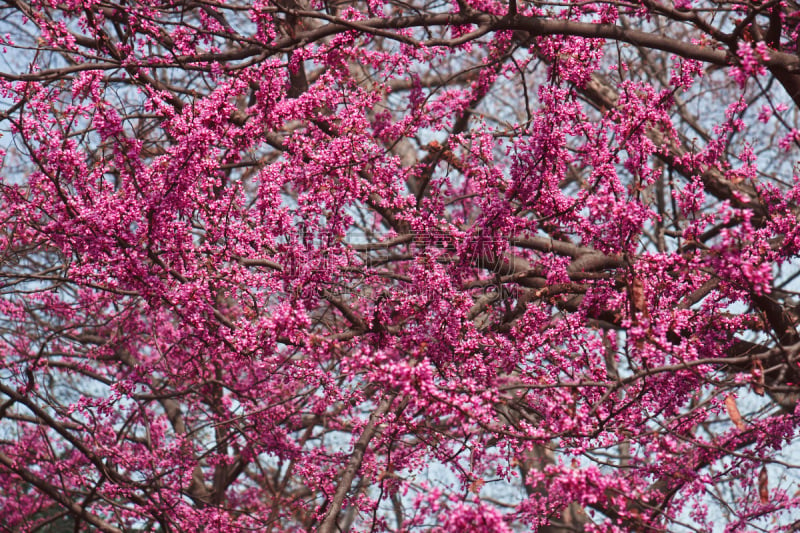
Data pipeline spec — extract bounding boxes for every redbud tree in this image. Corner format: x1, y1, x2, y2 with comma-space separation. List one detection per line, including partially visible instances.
1, 0, 800, 531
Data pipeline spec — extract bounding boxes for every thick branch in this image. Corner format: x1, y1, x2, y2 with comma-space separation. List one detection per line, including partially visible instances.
0, 451, 123, 533
317, 394, 396, 533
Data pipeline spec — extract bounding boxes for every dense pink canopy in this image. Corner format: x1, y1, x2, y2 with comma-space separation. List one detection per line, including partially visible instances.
1, 0, 799, 531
